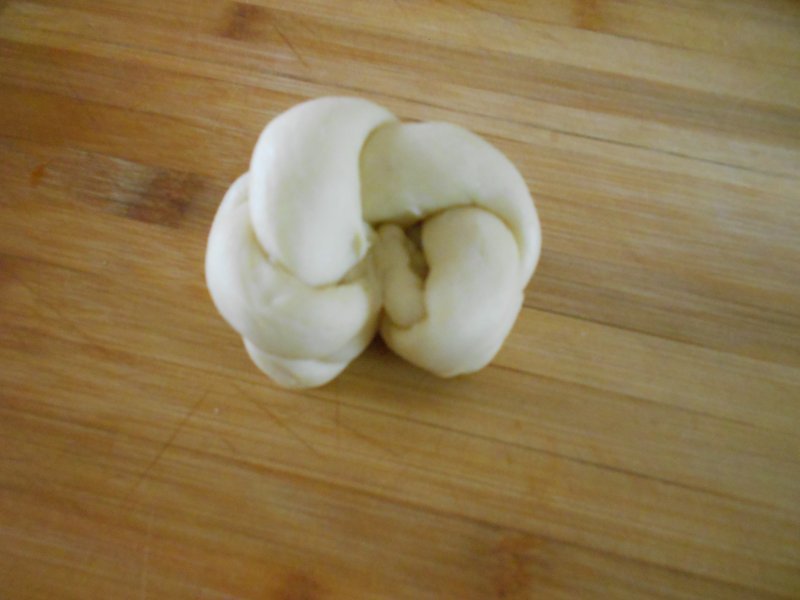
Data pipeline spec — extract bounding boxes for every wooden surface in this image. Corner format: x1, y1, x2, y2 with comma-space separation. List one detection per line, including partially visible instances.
1, 1, 800, 598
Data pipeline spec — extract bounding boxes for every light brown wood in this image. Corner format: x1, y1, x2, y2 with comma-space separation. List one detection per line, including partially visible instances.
1, 1, 799, 598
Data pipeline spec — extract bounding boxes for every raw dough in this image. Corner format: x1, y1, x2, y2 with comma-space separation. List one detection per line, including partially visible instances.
205, 97, 541, 388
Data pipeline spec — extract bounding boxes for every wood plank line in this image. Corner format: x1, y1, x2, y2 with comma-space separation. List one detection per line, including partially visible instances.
0, 392, 793, 598
2, 6, 799, 176
1, 1, 799, 596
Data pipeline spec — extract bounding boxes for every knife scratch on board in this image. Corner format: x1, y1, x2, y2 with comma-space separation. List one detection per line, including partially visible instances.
235, 383, 323, 459
122, 389, 210, 507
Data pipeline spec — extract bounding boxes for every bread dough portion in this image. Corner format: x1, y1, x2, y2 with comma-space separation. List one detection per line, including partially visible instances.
206, 97, 541, 388
242, 307, 378, 388
360, 121, 541, 285
249, 97, 396, 287
376, 207, 523, 377
206, 173, 381, 386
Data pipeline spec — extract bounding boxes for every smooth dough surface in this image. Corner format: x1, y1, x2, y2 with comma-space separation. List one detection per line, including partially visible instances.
205, 97, 541, 388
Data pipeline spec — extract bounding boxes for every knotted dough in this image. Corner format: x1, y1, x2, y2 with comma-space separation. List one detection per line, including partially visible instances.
206, 97, 541, 388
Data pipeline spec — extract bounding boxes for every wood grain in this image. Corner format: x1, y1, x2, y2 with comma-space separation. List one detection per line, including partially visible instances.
1, 1, 799, 598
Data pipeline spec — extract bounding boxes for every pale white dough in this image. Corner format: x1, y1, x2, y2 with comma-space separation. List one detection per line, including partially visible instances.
205, 97, 541, 388
375, 207, 523, 377
249, 97, 395, 287
205, 172, 381, 389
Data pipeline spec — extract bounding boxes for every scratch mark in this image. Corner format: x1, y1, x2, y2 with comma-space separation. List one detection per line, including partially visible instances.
235, 384, 322, 458
9, 268, 66, 322
297, 18, 317, 38
219, 435, 238, 456
272, 21, 309, 68
338, 420, 401, 459
122, 390, 208, 507
6, 267, 111, 358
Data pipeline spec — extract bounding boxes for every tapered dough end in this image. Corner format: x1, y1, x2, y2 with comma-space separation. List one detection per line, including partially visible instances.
249, 97, 396, 287
243, 339, 349, 389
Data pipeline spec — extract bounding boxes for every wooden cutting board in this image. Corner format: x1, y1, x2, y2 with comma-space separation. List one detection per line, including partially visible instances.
1, 1, 799, 598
